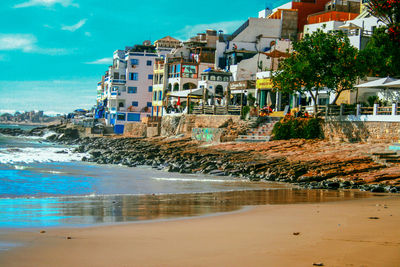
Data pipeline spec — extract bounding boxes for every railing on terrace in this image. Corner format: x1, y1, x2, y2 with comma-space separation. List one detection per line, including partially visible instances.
360, 106, 373, 115
300, 103, 400, 118
190, 105, 241, 115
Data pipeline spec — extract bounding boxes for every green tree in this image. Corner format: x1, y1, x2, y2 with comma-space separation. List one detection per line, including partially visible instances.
273, 30, 366, 115
360, 27, 400, 77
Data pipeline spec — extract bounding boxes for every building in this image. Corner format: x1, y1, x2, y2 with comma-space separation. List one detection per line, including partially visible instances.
198, 70, 232, 100
304, 11, 383, 50
154, 36, 181, 53
268, 0, 332, 35
214, 17, 283, 73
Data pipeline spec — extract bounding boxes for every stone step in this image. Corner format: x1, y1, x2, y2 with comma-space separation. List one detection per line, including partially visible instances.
236, 135, 271, 142
385, 158, 400, 163
380, 155, 400, 160
372, 152, 398, 156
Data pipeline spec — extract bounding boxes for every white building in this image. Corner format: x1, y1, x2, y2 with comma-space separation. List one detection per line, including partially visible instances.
198, 70, 232, 99
304, 16, 384, 50
101, 42, 173, 133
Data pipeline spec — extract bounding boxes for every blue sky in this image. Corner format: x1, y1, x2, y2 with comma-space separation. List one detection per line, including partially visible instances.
0, 0, 286, 114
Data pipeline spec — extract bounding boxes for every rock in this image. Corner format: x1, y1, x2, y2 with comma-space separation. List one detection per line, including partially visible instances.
313, 263, 324, 266
368, 217, 379, 220
389, 187, 398, 193
293, 232, 300, 235
371, 186, 385, 193
208, 170, 225, 176
66, 236, 72, 239
40, 230, 46, 234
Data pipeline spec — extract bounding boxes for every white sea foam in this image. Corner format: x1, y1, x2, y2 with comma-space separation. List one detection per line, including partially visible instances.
152, 177, 247, 183
0, 146, 86, 164
14, 165, 27, 170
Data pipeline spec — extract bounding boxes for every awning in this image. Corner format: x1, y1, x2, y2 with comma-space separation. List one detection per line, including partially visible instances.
231, 89, 256, 94
339, 23, 362, 30
168, 88, 210, 98
355, 77, 398, 88
382, 80, 400, 88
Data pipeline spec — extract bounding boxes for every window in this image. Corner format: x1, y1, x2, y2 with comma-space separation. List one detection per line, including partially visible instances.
127, 113, 140, 121
114, 72, 119, 79
147, 102, 152, 108
127, 87, 137, 93
130, 59, 139, 66
210, 75, 216, 81
117, 113, 126, 121
146, 60, 152, 66
224, 77, 229, 82
132, 101, 138, 107
148, 74, 153, 80
148, 86, 153, 92
153, 92, 157, 101
158, 91, 162, 101
129, 73, 138, 80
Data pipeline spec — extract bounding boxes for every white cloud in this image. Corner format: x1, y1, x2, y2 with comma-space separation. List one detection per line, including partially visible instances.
61, 19, 87, 32
176, 20, 243, 40
0, 34, 36, 52
0, 34, 71, 55
85, 57, 113, 65
14, 0, 78, 8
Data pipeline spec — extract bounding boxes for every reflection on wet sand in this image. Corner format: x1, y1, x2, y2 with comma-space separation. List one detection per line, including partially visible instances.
0, 189, 375, 228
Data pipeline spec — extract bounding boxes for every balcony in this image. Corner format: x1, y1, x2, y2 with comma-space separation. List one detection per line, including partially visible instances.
111, 79, 126, 84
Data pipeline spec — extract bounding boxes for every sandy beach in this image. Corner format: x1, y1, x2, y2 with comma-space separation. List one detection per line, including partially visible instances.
1, 194, 399, 267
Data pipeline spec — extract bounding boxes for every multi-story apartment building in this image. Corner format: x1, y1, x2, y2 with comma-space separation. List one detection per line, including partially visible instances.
151, 36, 181, 117
97, 42, 164, 133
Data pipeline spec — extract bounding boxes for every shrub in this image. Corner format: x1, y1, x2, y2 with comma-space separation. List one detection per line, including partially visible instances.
272, 117, 323, 140
241, 106, 251, 119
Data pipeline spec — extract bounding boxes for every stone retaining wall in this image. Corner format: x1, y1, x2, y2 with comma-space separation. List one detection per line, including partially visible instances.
161, 114, 241, 137
323, 121, 400, 143
123, 122, 147, 137
192, 128, 224, 143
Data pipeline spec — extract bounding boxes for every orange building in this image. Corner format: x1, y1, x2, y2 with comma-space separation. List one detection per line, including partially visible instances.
307, 11, 359, 24
269, 0, 332, 32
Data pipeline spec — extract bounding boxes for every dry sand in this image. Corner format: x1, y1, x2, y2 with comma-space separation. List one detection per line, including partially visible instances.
1, 195, 399, 267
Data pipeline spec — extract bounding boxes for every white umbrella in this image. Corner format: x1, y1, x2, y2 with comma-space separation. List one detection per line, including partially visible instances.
382, 80, 400, 88
355, 77, 398, 88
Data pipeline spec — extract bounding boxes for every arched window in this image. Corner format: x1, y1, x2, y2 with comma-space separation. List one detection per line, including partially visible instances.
215, 85, 223, 96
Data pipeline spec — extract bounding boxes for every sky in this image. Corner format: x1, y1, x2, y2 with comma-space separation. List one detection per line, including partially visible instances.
0, 0, 286, 115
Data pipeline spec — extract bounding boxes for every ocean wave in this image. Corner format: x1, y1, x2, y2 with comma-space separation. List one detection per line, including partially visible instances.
14, 165, 28, 170
152, 177, 248, 183
0, 146, 86, 164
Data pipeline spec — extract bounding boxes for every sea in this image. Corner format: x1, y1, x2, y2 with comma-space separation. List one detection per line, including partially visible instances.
0, 124, 372, 230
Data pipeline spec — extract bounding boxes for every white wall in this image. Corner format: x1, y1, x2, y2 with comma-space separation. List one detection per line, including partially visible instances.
232, 18, 281, 42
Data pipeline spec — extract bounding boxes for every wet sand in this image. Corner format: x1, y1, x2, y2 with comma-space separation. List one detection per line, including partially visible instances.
1, 194, 399, 267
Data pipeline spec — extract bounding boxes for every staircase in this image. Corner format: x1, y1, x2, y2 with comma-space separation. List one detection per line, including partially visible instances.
236, 117, 280, 142
372, 152, 400, 165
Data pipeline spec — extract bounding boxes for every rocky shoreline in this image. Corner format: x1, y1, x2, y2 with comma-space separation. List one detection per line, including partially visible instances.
1, 125, 400, 193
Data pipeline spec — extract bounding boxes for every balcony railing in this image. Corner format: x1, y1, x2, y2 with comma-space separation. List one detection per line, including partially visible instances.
300, 104, 400, 120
